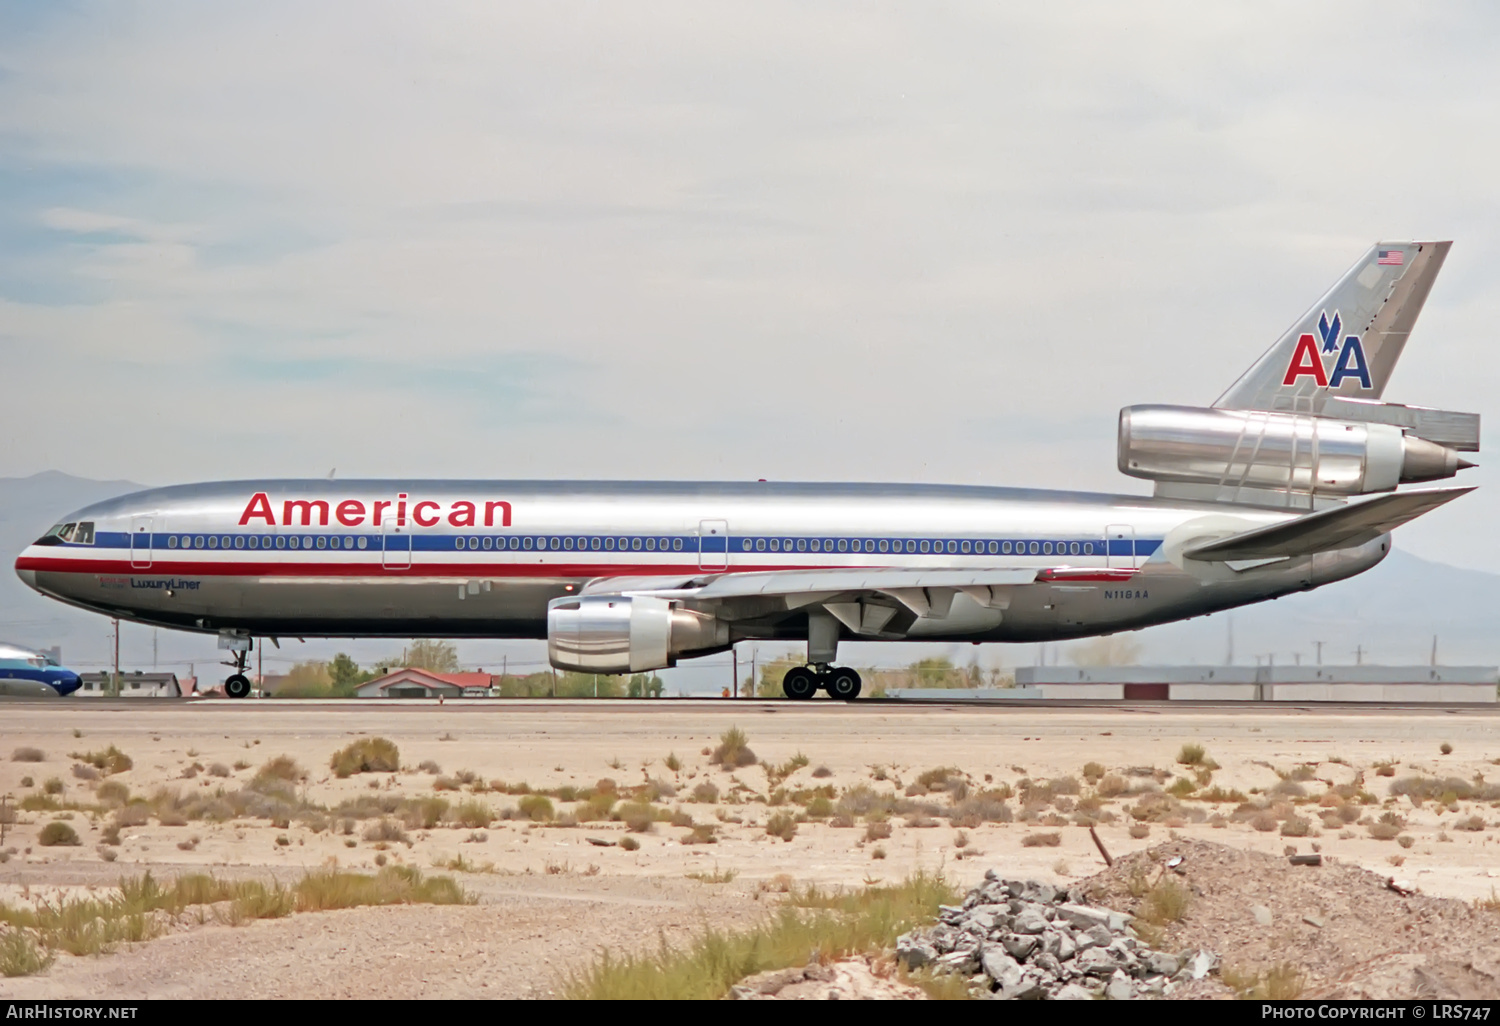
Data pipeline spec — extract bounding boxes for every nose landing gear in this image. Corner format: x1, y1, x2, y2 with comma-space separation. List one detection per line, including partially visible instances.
221, 633, 254, 699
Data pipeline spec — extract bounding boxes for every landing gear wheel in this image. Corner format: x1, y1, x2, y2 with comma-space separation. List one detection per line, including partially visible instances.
782, 667, 818, 701
225, 674, 252, 699
828, 667, 862, 701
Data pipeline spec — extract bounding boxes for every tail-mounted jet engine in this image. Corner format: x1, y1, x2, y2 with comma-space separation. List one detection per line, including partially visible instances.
547, 595, 729, 674
1118, 405, 1475, 497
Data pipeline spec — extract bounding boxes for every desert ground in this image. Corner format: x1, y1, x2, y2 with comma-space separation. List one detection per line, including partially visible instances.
3, 698, 1500, 998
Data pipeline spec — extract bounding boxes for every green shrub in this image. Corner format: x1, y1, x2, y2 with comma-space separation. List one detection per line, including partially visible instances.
615, 801, 656, 833
451, 799, 494, 829
42, 778, 63, 795
330, 738, 400, 778
619, 836, 640, 852
766, 811, 797, 841
39, 822, 80, 847
517, 795, 554, 822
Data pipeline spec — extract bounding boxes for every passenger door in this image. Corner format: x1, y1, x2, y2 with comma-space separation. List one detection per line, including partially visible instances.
130, 516, 153, 569
698, 520, 729, 571
1105, 524, 1136, 569
382, 521, 412, 570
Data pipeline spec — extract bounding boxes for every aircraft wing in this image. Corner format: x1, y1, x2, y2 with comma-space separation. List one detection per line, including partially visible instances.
1182, 486, 1474, 562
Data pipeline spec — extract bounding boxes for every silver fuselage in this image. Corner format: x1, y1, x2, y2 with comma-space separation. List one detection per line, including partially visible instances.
14, 479, 1387, 646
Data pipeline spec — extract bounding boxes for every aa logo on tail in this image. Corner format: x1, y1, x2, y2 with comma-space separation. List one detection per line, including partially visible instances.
1282, 310, 1372, 389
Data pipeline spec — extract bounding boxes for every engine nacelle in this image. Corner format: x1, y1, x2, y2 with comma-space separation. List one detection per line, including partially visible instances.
1119, 405, 1470, 496
547, 595, 730, 674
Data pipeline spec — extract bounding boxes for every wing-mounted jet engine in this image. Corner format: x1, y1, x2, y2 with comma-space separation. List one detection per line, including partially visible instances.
1120, 240, 1478, 508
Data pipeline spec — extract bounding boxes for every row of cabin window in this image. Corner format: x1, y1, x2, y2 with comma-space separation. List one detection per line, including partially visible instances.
455, 536, 682, 552
743, 537, 1097, 556
163, 533, 1099, 557
168, 535, 365, 551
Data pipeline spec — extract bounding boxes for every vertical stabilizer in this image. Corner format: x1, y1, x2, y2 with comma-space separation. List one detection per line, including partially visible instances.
1214, 241, 1450, 412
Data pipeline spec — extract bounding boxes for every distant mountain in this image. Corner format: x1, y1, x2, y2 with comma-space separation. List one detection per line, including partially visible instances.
1130, 547, 1500, 667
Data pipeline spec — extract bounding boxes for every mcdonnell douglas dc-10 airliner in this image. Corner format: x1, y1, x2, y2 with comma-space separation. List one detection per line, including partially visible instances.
15, 242, 1479, 699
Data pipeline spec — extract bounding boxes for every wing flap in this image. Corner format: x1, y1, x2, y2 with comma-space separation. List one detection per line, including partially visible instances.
1183, 486, 1473, 561
689, 567, 1039, 600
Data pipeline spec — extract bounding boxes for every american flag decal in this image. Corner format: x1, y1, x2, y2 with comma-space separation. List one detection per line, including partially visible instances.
1378, 249, 1404, 265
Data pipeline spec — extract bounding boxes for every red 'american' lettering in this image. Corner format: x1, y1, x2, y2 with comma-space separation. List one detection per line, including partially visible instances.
238, 493, 513, 529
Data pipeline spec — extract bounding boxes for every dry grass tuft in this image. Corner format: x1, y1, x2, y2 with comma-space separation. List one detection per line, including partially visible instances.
1176, 743, 1206, 766
10, 747, 45, 763
330, 738, 400, 778
1222, 962, 1304, 1000
564, 871, 954, 999
710, 727, 757, 768
68, 746, 132, 775
1021, 831, 1061, 847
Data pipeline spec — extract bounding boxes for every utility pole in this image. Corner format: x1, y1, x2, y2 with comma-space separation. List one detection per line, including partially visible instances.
1355, 644, 1365, 666
152, 630, 158, 671
750, 646, 757, 699
732, 647, 738, 699
1432, 635, 1438, 667
1226, 614, 1234, 666
1313, 640, 1323, 666
112, 618, 120, 698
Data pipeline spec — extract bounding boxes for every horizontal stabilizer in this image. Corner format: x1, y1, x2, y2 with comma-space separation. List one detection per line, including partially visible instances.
1183, 486, 1473, 561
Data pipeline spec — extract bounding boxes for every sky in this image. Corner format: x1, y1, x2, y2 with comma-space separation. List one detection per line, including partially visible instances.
1, 3, 1497, 683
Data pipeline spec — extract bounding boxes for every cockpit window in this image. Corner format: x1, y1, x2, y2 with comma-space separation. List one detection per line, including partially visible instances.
73, 522, 95, 545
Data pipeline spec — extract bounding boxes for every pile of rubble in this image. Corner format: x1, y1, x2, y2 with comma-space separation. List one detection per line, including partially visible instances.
896, 869, 1215, 1000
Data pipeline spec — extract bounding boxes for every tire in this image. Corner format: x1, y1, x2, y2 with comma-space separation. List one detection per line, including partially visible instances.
225, 674, 252, 699
828, 667, 862, 701
781, 667, 818, 700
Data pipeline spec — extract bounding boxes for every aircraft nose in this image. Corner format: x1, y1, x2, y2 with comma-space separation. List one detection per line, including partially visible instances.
15, 564, 36, 589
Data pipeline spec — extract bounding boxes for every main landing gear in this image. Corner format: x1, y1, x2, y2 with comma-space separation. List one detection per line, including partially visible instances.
222, 633, 253, 699
781, 665, 862, 702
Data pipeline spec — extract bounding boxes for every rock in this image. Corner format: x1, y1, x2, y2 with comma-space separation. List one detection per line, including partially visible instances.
1054, 902, 1112, 930
1146, 951, 1180, 977
1302, 914, 1325, 929
1084, 924, 1113, 948
1033, 952, 1063, 976
964, 905, 1009, 934
1187, 949, 1219, 981
896, 932, 937, 970
1076, 947, 1119, 977
1139, 974, 1168, 996
1251, 904, 1272, 926
1029, 882, 1058, 904
1002, 933, 1040, 960
984, 868, 998, 882
1000, 968, 1051, 1001
1013, 910, 1049, 935
938, 904, 965, 924
982, 944, 1022, 987
1053, 983, 1095, 1000
935, 950, 978, 975
1005, 880, 1026, 898
1105, 971, 1135, 1001
1056, 932, 1078, 961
